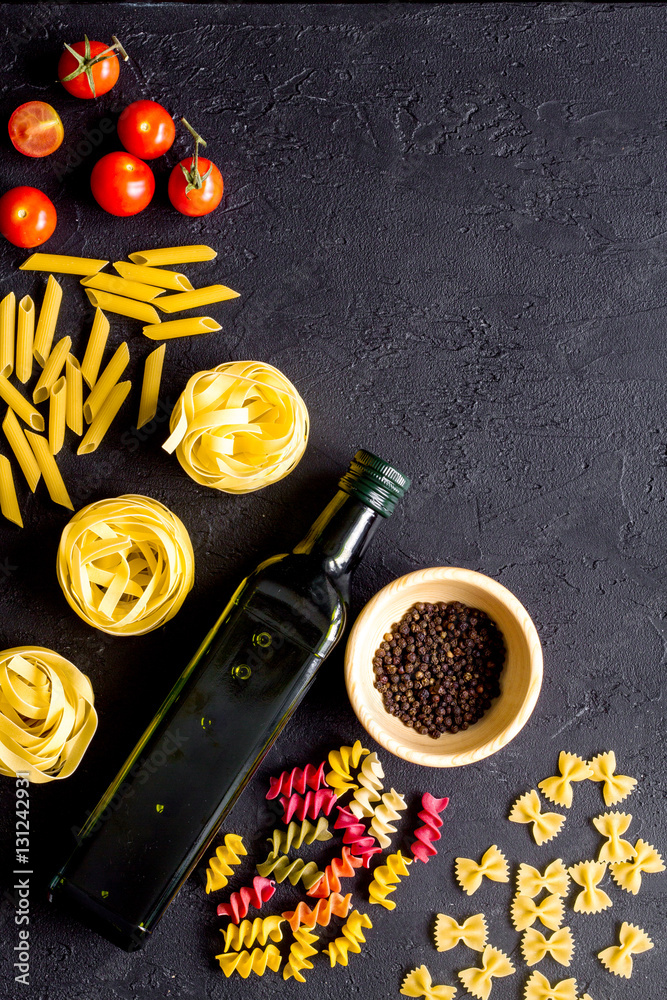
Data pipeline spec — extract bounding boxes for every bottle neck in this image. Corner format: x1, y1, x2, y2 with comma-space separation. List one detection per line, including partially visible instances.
292, 490, 381, 580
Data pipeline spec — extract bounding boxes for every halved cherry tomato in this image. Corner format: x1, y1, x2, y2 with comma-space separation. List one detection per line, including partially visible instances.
8, 102, 64, 158
0, 187, 57, 248
58, 36, 127, 99
168, 119, 223, 217
90, 152, 155, 217
117, 100, 175, 160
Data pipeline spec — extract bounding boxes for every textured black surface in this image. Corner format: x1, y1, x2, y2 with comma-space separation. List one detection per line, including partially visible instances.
0, 3, 666, 998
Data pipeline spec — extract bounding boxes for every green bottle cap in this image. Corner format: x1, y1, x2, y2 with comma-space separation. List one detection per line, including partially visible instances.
338, 449, 410, 517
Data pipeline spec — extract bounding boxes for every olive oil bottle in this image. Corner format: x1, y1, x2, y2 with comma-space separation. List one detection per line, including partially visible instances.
49, 450, 409, 950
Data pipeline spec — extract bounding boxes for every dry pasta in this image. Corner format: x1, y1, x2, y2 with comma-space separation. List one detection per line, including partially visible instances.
137, 343, 165, 429
517, 860, 569, 898
368, 850, 412, 909
458, 945, 515, 1000
455, 845, 509, 895
510, 893, 564, 932
49, 377, 67, 455
66, 356, 83, 436
206, 833, 247, 893
2, 408, 40, 491
56, 494, 195, 635
33, 336, 71, 404
84, 289, 161, 325
588, 751, 637, 806
33, 275, 63, 367
0, 374, 44, 431
568, 861, 612, 914
0, 455, 22, 526
80, 309, 110, 389
25, 432, 73, 509
163, 361, 309, 494
368, 787, 406, 848
597, 921, 653, 979
256, 852, 323, 890
0, 291, 15, 377
154, 284, 239, 313
521, 926, 574, 968
434, 913, 487, 952
400, 964, 457, 1000
113, 261, 194, 290
20, 253, 108, 275
609, 838, 665, 894
326, 739, 368, 795
592, 810, 634, 863
538, 752, 593, 808
142, 316, 221, 340
325, 909, 372, 967
221, 915, 285, 952
508, 789, 565, 845
216, 944, 281, 978
78, 381, 131, 455
81, 272, 165, 302
283, 926, 319, 983
15, 295, 35, 384
83, 342, 130, 423
348, 751, 384, 818
524, 971, 577, 1000
128, 245, 216, 266
0, 646, 97, 782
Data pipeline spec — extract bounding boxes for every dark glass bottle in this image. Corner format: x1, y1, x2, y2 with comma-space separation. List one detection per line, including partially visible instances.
49, 450, 409, 950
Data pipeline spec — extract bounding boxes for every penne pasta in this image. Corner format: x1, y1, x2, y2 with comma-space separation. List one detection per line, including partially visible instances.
128, 245, 216, 267
0, 374, 44, 431
0, 292, 15, 378
137, 343, 166, 429
83, 342, 130, 423
78, 381, 131, 456
20, 253, 108, 275
154, 284, 239, 313
80, 308, 109, 389
0, 454, 22, 527
33, 275, 63, 367
81, 272, 165, 302
142, 316, 221, 340
32, 336, 72, 404
16, 295, 35, 384
2, 408, 40, 492
49, 376, 67, 455
113, 261, 194, 291
65, 355, 83, 436
84, 289, 160, 325
25, 431, 73, 509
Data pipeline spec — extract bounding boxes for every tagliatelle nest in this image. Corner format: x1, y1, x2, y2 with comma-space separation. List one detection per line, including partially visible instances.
0, 646, 97, 782
163, 361, 309, 493
57, 494, 195, 636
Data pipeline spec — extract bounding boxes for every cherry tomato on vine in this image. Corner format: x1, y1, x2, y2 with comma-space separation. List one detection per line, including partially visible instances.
118, 100, 175, 160
8, 102, 64, 158
0, 187, 57, 248
90, 152, 155, 217
168, 119, 223, 217
58, 35, 128, 99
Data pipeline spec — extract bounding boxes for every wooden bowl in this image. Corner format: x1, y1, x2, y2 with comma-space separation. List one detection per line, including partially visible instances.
344, 567, 543, 767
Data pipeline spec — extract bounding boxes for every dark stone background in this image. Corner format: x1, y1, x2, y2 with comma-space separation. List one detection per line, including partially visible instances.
0, 3, 665, 998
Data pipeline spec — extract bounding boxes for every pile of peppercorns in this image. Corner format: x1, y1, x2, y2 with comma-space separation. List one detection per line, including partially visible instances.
372, 601, 505, 739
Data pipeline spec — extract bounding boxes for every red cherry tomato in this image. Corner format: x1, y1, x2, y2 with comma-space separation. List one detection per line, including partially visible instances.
90, 152, 155, 217
58, 37, 123, 99
8, 102, 64, 158
0, 187, 57, 248
117, 100, 175, 160
168, 156, 223, 217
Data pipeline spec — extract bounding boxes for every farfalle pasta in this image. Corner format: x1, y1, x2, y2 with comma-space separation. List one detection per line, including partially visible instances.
326, 739, 368, 796
567, 861, 611, 914
220, 915, 285, 952
162, 360, 309, 494
458, 944, 515, 1000
368, 788, 407, 849
216, 944, 281, 978
368, 849, 412, 909
510, 893, 564, 932
455, 845, 509, 895
609, 838, 665, 894
325, 909, 372, 968
588, 751, 636, 806
256, 851, 323, 890
592, 810, 634, 863
400, 965, 457, 1000
597, 921, 653, 979
517, 860, 569, 898
508, 790, 565, 846
538, 752, 593, 808
0, 646, 97, 783
524, 971, 577, 1000
206, 833, 247, 893
282, 892, 353, 932
434, 912, 487, 952
57, 495, 195, 636
266, 816, 331, 855
521, 926, 574, 967
348, 750, 384, 817
283, 926, 319, 982
410, 792, 449, 862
